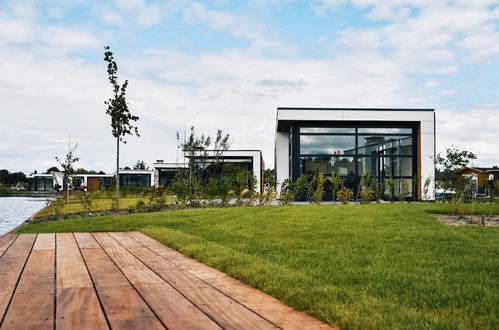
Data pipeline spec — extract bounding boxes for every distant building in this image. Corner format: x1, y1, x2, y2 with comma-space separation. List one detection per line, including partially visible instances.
183, 150, 265, 193
459, 167, 499, 193
153, 161, 188, 187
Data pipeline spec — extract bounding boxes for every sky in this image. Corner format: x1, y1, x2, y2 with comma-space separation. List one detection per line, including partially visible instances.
0, 0, 498, 174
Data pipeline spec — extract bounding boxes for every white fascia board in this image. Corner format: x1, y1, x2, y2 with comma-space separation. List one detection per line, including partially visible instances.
153, 163, 188, 169
278, 109, 344, 121
277, 108, 435, 125
118, 170, 155, 174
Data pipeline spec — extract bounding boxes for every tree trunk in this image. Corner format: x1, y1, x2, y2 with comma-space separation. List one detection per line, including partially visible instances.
116, 135, 120, 203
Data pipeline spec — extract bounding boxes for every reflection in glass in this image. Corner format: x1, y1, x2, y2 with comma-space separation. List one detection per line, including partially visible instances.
358, 157, 412, 177
358, 128, 412, 134
300, 127, 355, 133
301, 156, 355, 176
300, 135, 355, 155
357, 136, 412, 155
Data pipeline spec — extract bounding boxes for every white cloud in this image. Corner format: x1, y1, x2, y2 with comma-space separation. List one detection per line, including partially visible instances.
0, 0, 498, 174
437, 106, 499, 167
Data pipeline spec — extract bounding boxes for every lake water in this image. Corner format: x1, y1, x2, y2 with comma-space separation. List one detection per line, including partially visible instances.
0, 197, 47, 234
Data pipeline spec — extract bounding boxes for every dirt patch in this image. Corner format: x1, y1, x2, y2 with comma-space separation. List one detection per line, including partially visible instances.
433, 214, 499, 227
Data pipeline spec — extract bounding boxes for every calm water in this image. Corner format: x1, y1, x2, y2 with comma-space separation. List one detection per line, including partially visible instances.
0, 197, 47, 234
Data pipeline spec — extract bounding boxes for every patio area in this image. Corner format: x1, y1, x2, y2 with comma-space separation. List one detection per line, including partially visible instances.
0, 231, 331, 329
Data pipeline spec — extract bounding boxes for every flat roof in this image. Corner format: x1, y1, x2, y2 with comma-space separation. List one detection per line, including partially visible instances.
277, 107, 435, 111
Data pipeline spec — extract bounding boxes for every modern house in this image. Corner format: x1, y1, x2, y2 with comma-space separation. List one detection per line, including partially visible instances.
27, 172, 63, 191
119, 170, 154, 187
184, 150, 265, 193
27, 170, 154, 191
459, 167, 499, 194
275, 107, 436, 200
153, 161, 188, 187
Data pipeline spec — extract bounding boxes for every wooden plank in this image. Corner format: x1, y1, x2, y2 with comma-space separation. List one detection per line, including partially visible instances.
1, 249, 54, 329
127, 232, 333, 330
56, 233, 93, 289
32, 233, 55, 251
80, 247, 165, 329
0, 234, 18, 257
74, 232, 101, 249
112, 232, 278, 330
56, 233, 108, 329
93, 232, 220, 330
0, 234, 36, 322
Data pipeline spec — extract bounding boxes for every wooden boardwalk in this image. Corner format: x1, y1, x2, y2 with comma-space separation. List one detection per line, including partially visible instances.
0, 232, 332, 329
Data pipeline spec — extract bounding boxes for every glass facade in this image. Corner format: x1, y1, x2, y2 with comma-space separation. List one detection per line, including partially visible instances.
291, 122, 417, 198
158, 168, 188, 187
119, 174, 152, 187
29, 177, 54, 191
193, 157, 253, 183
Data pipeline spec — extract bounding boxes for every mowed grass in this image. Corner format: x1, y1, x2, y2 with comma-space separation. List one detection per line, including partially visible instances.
18, 203, 499, 329
34, 196, 176, 218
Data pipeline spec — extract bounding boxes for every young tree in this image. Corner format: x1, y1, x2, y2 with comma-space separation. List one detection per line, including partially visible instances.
104, 46, 139, 207
179, 126, 230, 205
56, 143, 79, 203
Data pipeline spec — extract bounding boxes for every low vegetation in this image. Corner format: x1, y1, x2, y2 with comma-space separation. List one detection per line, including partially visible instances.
19, 203, 499, 329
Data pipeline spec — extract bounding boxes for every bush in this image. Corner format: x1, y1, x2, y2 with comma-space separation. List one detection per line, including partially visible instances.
311, 172, 325, 205
79, 192, 95, 214
279, 179, 295, 205
46, 198, 65, 217
148, 186, 168, 210
337, 186, 353, 204
127, 205, 137, 213
360, 189, 375, 204
135, 199, 146, 211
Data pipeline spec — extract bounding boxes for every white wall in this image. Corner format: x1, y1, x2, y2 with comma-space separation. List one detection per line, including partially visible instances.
275, 131, 289, 193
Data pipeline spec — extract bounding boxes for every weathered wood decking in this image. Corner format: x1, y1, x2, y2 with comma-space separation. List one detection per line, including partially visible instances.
0, 232, 332, 329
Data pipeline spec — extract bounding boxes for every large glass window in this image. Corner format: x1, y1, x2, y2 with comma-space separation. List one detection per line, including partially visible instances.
300, 135, 356, 155
357, 136, 412, 156
301, 156, 355, 176
293, 123, 416, 199
120, 174, 151, 187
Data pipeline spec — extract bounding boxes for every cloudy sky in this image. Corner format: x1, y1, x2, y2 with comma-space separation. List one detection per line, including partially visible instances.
1, 0, 498, 174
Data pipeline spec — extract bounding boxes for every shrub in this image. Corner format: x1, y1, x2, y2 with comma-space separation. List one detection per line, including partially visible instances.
337, 186, 353, 204
311, 172, 325, 205
135, 199, 146, 210
148, 186, 168, 210
327, 171, 342, 202
127, 205, 137, 213
46, 198, 65, 217
279, 179, 295, 205
388, 177, 396, 202
79, 192, 95, 214
171, 171, 190, 204
360, 189, 375, 204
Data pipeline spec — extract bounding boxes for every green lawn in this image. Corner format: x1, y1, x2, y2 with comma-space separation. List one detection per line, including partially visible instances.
19, 203, 499, 329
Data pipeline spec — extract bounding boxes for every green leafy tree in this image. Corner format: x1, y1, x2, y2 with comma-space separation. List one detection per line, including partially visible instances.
435, 146, 477, 186
45, 166, 60, 173
133, 160, 149, 170
104, 46, 139, 208
56, 143, 79, 203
